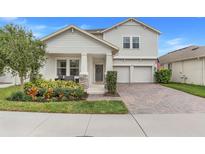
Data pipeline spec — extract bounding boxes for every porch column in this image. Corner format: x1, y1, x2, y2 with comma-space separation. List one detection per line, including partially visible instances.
80, 53, 88, 75
105, 53, 113, 73
79, 53, 88, 89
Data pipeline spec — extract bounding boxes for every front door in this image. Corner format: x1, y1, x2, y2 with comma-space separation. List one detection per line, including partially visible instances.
95, 64, 103, 82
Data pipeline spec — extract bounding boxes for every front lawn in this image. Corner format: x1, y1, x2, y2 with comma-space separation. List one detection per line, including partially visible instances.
161, 82, 205, 98
0, 86, 128, 114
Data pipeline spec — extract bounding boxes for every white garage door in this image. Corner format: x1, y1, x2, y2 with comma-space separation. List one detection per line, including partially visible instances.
114, 66, 130, 83
133, 66, 152, 82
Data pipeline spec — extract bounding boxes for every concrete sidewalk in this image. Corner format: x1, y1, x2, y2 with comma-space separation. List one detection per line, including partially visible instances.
1, 111, 205, 137
0, 111, 144, 137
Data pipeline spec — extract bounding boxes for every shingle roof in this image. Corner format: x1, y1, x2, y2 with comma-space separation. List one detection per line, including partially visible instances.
159, 46, 205, 64
85, 28, 106, 33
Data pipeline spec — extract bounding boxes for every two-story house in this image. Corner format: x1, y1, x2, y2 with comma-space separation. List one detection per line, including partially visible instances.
0, 18, 160, 93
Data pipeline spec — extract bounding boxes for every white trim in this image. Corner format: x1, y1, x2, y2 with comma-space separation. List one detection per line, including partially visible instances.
102, 18, 161, 34
114, 56, 157, 60
113, 64, 154, 67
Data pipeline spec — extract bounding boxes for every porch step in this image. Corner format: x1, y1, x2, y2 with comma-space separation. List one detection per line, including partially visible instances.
87, 84, 106, 94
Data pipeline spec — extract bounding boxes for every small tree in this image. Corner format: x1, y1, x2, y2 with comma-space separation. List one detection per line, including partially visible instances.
29, 39, 46, 82
155, 69, 172, 83
0, 24, 46, 88
0, 54, 6, 74
106, 71, 117, 94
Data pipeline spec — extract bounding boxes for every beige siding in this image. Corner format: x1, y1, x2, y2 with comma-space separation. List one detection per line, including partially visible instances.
103, 20, 158, 58
183, 59, 203, 85
91, 33, 103, 39
171, 62, 183, 83
45, 29, 112, 55
170, 58, 205, 85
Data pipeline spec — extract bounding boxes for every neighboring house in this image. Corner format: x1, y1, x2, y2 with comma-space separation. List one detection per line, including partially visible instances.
159, 46, 205, 85
0, 18, 160, 93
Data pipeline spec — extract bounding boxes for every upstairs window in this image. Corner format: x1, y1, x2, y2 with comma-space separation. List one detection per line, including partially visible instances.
132, 37, 139, 48
57, 60, 66, 76
70, 60, 79, 76
123, 37, 130, 48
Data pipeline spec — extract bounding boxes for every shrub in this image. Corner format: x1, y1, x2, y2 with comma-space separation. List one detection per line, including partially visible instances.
43, 88, 53, 100
7, 79, 85, 102
106, 71, 117, 94
36, 96, 45, 102
23, 95, 33, 101
27, 87, 38, 101
8, 91, 32, 101
155, 69, 172, 83
37, 88, 46, 97
72, 87, 84, 100
24, 79, 83, 91
24, 82, 34, 93
63, 88, 72, 99
53, 88, 65, 100
8, 91, 25, 101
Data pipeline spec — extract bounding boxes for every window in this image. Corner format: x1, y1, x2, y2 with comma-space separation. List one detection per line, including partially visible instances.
70, 60, 79, 76
123, 37, 130, 48
132, 37, 139, 48
57, 60, 67, 76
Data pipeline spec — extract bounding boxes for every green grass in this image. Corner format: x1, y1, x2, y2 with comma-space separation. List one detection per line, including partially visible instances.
0, 86, 128, 114
161, 82, 205, 98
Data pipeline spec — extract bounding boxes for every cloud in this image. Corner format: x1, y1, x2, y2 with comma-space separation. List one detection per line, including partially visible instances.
159, 37, 192, 56
166, 38, 183, 45
79, 24, 92, 29
0, 17, 18, 22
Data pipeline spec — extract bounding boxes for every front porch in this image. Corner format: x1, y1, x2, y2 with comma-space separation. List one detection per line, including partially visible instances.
79, 52, 113, 94
44, 52, 113, 94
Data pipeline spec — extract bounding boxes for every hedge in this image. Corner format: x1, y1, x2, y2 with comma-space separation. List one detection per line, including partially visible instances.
106, 71, 117, 94
155, 69, 172, 83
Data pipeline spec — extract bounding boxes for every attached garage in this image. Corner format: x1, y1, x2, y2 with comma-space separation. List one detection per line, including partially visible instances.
133, 66, 152, 83
114, 66, 130, 83
114, 66, 153, 83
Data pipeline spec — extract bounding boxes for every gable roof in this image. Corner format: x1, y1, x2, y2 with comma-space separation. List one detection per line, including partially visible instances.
41, 25, 119, 52
85, 28, 106, 34
159, 46, 205, 64
101, 18, 161, 34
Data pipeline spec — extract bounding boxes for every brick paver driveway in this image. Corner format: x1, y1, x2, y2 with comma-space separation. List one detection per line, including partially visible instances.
118, 83, 205, 114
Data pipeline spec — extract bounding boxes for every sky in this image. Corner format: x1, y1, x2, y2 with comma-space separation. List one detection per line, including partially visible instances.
0, 17, 205, 56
